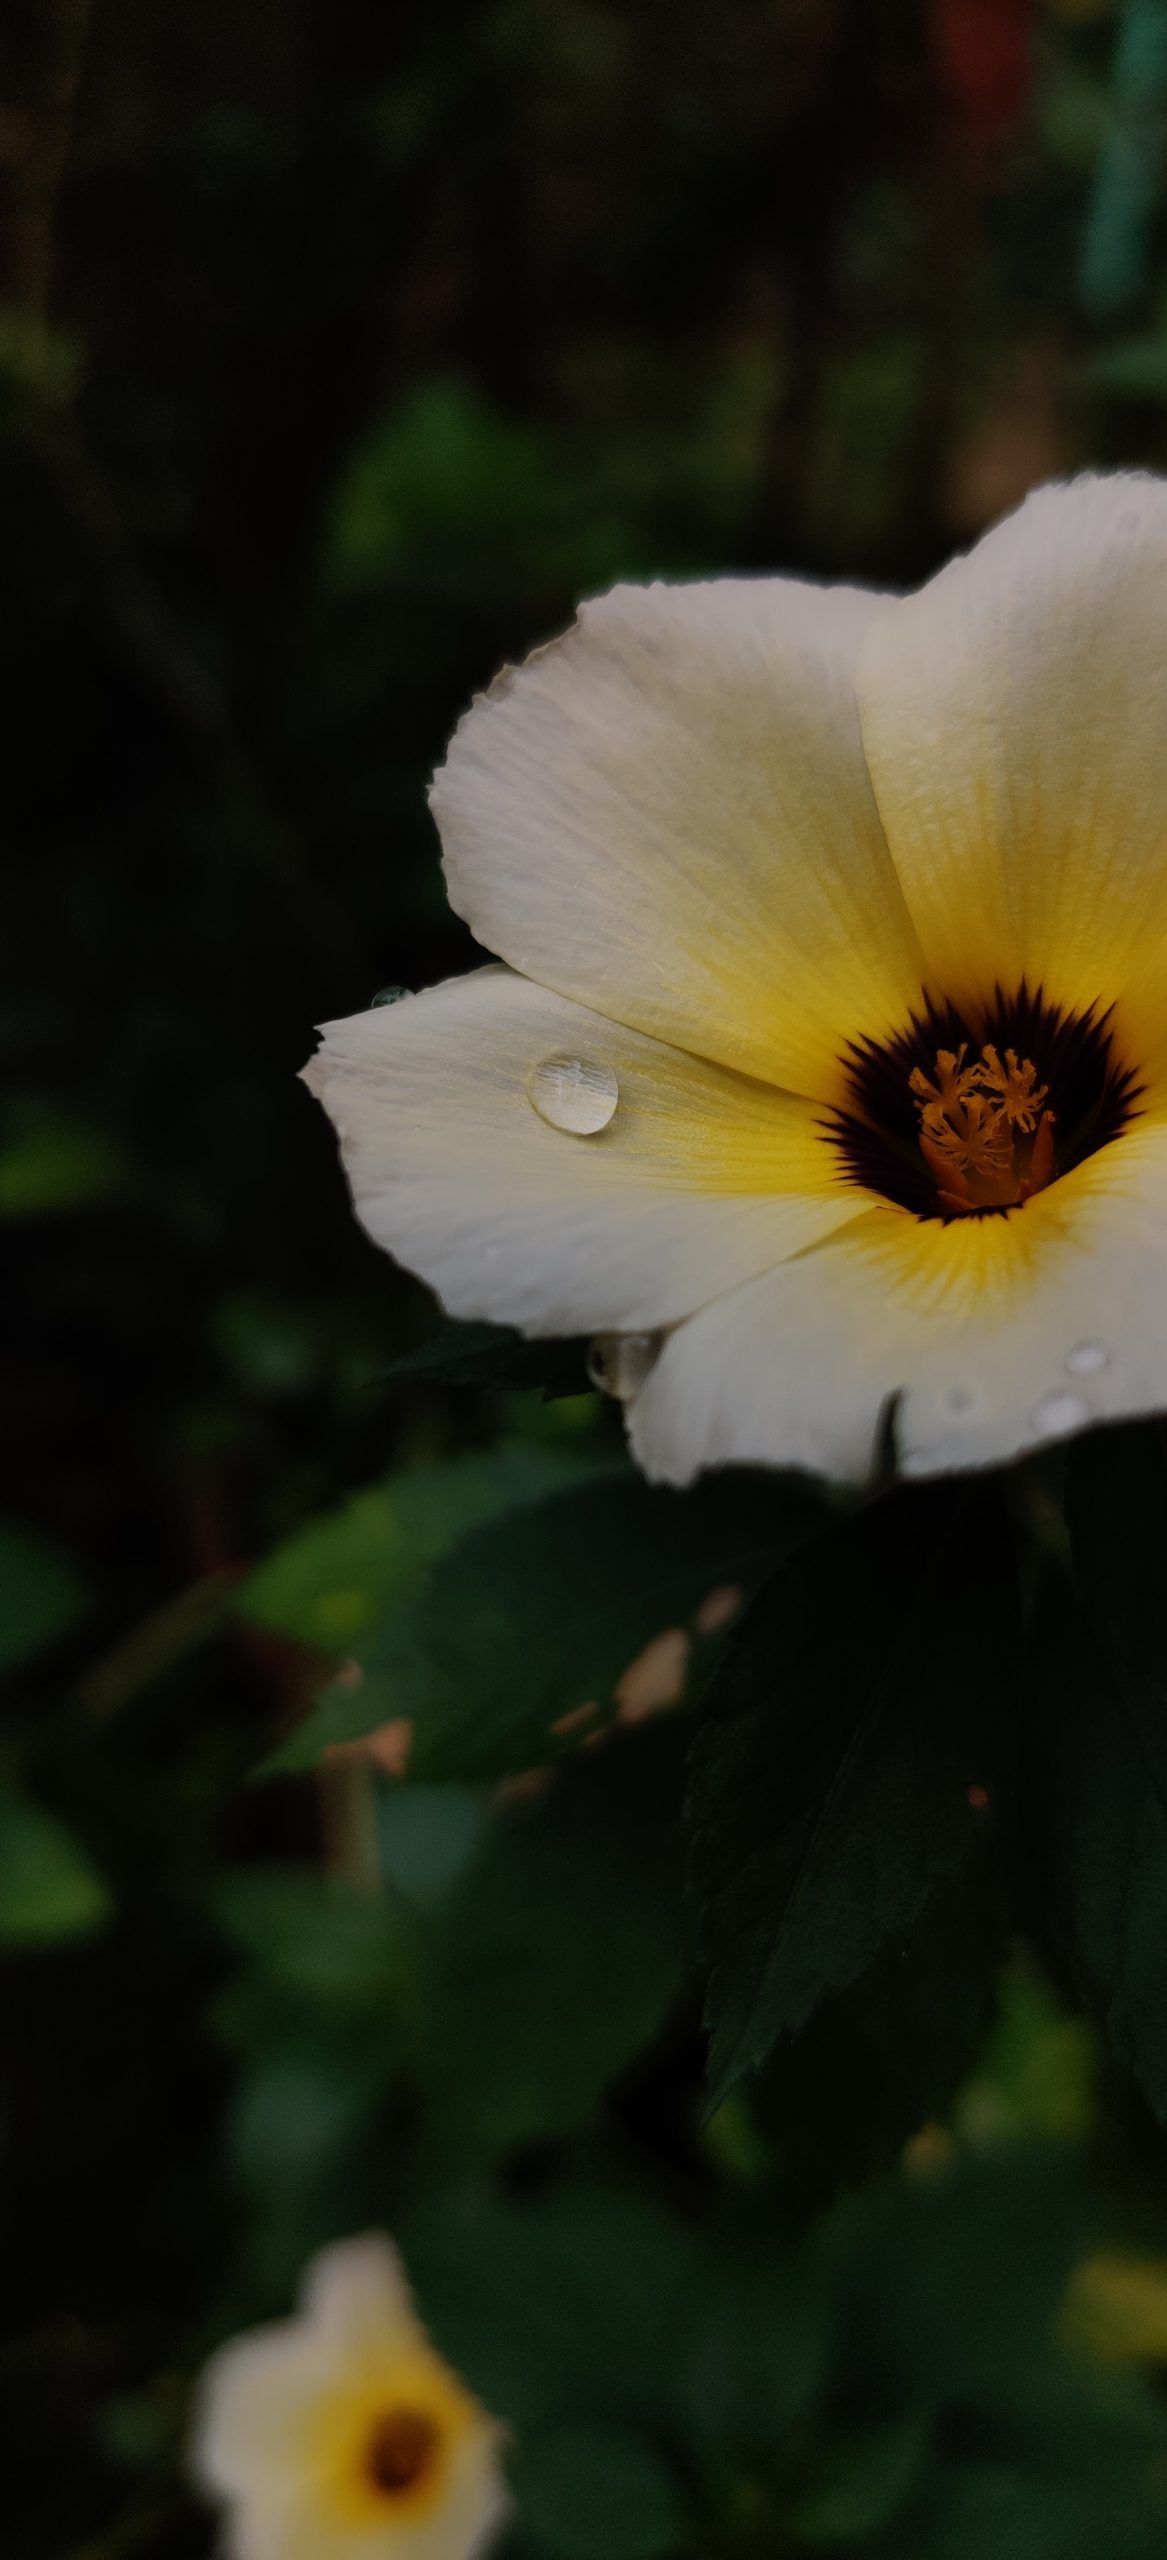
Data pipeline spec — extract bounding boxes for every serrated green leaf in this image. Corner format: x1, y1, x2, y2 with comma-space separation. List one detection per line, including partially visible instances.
0, 1521, 89, 1674
0, 1786, 109, 1943
377, 1319, 591, 1400
511, 2421, 684, 2560
687, 1484, 1016, 2105
274, 1466, 826, 1781
1033, 1424, 1167, 2116
748, 1861, 1005, 2215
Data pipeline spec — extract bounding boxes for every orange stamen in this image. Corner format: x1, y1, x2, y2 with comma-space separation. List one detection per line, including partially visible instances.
911, 1044, 1056, 1215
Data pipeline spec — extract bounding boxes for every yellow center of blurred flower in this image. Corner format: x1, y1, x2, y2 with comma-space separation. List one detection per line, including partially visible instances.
306, 2350, 486, 2530
363, 2403, 441, 2499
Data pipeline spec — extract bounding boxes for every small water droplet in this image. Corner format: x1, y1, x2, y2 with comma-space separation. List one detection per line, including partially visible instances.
372, 985, 408, 1007
587, 1331, 661, 1400
529, 1054, 619, 1135
944, 1386, 977, 1417
1030, 1388, 1089, 1437
1066, 1339, 1108, 1376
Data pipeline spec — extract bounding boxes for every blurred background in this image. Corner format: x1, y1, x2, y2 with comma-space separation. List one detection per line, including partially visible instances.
8, 2, 1167, 2554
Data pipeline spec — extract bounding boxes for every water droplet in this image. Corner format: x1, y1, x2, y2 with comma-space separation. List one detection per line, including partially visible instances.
944, 1386, 977, 1417
372, 985, 408, 1007
1066, 1339, 1108, 1376
529, 1054, 619, 1135
1030, 1388, 1089, 1437
587, 1332, 661, 1400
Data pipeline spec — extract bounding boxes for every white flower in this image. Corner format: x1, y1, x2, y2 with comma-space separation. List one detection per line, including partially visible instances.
191, 2235, 509, 2560
304, 475, 1167, 1484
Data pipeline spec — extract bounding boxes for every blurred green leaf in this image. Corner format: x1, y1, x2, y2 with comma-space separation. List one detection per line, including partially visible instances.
322, 378, 642, 604
688, 1485, 1016, 2105
956, 1954, 1094, 2151
210, 1868, 419, 2015
421, 1732, 687, 2155
679, 2227, 829, 2462
404, 2184, 704, 2440
909, 2461, 1164, 2559
0, 1099, 129, 1218
0, 1521, 89, 1673
511, 2420, 684, 2560
0, 1785, 109, 1944
240, 1445, 589, 1654
375, 1784, 490, 1911
1088, 329, 1167, 397
834, 2153, 1091, 2411
377, 1320, 591, 1400
786, 2411, 930, 2544
274, 1466, 825, 1781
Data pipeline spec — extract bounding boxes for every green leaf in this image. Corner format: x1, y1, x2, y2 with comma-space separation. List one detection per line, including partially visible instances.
511, 2422, 684, 2560
0, 1521, 89, 1673
910, 2463, 1164, 2560
420, 1730, 687, 2155
0, 1786, 109, 1943
747, 1861, 1005, 2215
404, 2184, 703, 2440
678, 2225, 829, 2463
278, 1465, 825, 1781
687, 1484, 1017, 2104
375, 1785, 489, 1911
210, 1868, 419, 2017
1034, 1423, 1167, 2115
377, 1320, 591, 1400
786, 2412, 930, 2545
239, 1445, 589, 1654
836, 2152, 1090, 2412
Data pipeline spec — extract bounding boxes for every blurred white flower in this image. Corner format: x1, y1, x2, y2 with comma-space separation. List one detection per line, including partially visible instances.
305, 475, 1167, 1485
192, 2234, 509, 2560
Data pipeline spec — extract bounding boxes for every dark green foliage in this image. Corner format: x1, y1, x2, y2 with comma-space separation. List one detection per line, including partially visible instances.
418, 1732, 689, 2157
1026, 1423, 1167, 2120
7, 3, 1167, 2554
255, 1459, 826, 1778
0, 1518, 89, 1672
377, 1318, 592, 1400
508, 2424, 685, 2560
687, 1484, 1018, 2105
748, 1863, 1007, 2216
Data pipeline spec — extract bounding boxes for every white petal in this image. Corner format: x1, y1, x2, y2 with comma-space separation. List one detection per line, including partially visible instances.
213, 2452, 509, 2560
628, 1125, 1167, 1485
431, 578, 924, 1097
191, 2325, 335, 2499
303, 970, 858, 1336
855, 472, 1167, 1044
301, 2234, 422, 2355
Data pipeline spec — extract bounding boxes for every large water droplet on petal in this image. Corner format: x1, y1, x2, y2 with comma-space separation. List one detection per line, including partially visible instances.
372, 986, 408, 1007
1030, 1388, 1089, 1437
587, 1331, 661, 1400
1065, 1339, 1108, 1376
528, 1055, 619, 1135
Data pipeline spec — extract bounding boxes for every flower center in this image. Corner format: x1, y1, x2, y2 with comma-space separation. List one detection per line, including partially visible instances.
363, 2405, 441, 2499
909, 1042, 1055, 1214
829, 986, 1141, 1222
